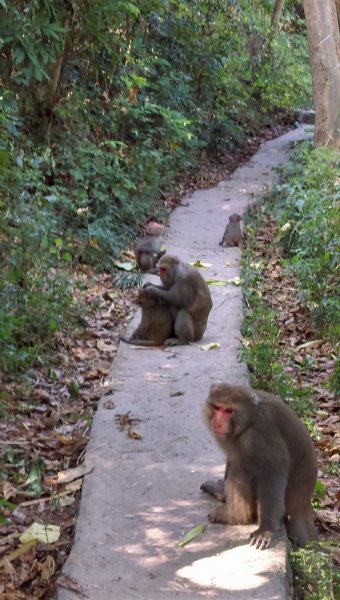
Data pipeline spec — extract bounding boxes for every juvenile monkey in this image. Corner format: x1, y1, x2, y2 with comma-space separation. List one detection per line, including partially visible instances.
120, 288, 173, 346
134, 223, 165, 273
143, 255, 212, 345
219, 213, 243, 248
134, 238, 165, 273
201, 383, 318, 549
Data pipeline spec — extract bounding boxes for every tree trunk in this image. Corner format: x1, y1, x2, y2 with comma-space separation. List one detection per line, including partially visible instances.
336, 0, 340, 26
302, 0, 340, 148
271, 0, 285, 31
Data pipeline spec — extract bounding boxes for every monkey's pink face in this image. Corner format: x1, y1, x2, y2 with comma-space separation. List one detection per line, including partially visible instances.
211, 404, 234, 435
159, 266, 168, 285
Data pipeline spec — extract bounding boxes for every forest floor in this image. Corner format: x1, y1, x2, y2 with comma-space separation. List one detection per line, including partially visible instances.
1, 123, 338, 600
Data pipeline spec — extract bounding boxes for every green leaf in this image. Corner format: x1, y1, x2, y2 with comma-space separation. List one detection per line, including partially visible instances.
114, 261, 134, 271
0, 150, 10, 171
178, 523, 207, 547
0, 497, 16, 510
69, 379, 80, 398
190, 260, 211, 268
19, 522, 60, 544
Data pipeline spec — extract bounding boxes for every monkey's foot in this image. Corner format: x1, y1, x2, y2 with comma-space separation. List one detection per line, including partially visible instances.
200, 479, 225, 502
164, 337, 183, 346
249, 528, 273, 550
207, 506, 229, 524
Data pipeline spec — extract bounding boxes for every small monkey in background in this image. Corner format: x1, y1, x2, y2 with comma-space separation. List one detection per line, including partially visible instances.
134, 222, 165, 273
219, 213, 243, 248
201, 383, 318, 549
120, 288, 173, 346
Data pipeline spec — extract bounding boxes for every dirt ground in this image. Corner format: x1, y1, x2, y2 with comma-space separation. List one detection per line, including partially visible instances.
57, 126, 312, 600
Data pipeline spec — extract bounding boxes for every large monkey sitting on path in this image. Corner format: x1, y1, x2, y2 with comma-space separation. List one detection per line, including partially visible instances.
143, 255, 212, 345
201, 383, 318, 549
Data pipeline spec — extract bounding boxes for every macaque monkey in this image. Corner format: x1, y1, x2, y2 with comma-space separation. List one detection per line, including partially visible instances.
201, 383, 318, 549
134, 222, 165, 273
120, 288, 173, 346
143, 255, 212, 345
219, 213, 243, 248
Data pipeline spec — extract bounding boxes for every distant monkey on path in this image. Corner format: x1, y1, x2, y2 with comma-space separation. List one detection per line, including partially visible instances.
219, 213, 243, 248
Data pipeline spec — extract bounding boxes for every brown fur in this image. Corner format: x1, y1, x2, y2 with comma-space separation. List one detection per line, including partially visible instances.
143, 255, 213, 345
201, 383, 318, 549
134, 236, 165, 273
120, 288, 172, 346
219, 213, 243, 248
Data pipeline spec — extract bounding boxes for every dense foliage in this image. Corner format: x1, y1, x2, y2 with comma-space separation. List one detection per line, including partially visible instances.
241, 142, 339, 398
0, 0, 312, 373
275, 144, 340, 340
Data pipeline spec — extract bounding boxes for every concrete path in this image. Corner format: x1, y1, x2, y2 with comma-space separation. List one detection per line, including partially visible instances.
57, 126, 311, 600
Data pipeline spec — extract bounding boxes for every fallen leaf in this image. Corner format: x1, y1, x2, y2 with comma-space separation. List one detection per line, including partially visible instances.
85, 367, 110, 380
192, 342, 220, 351
106, 291, 119, 300
56, 462, 94, 484
178, 523, 207, 547
0, 540, 37, 567
89, 238, 99, 249
103, 399, 115, 409
97, 340, 117, 353
128, 428, 142, 440
19, 522, 60, 544
189, 260, 212, 268
297, 339, 324, 350
3, 481, 16, 500
39, 555, 56, 581
205, 277, 241, 285
205, 279, 227, 285
114, 261, 134, 271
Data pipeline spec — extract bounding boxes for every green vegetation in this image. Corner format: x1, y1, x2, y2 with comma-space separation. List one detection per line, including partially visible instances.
0, 0, 312, 374
291, 542, 340, 600
276, 145, 339, 340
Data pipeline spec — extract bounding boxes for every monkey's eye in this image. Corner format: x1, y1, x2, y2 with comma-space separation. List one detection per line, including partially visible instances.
212, 405, 234, 415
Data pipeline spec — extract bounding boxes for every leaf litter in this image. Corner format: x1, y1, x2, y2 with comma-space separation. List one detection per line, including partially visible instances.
247, 211, 340, 548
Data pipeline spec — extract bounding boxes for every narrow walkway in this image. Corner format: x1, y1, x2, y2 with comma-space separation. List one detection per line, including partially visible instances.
57, 126, 310, 600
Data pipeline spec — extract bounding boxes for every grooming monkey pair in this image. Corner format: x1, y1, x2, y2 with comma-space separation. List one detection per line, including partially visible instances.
127, 213, 242, 346
120, 254, 213, 346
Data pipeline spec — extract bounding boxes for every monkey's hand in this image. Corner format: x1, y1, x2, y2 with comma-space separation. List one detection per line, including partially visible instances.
142, 282, 153, 289
249, 528, 274, 550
